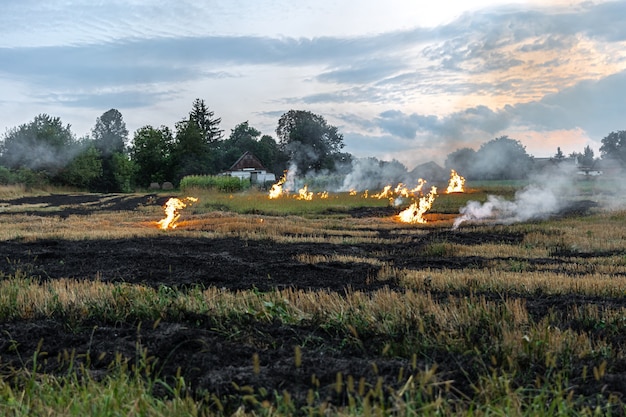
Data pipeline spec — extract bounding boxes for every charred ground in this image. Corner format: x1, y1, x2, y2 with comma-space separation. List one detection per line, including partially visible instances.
0, 193, 624, 412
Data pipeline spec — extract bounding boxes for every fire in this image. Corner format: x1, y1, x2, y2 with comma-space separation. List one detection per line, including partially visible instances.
371, 185, 393, 199
157, 197, 198, 230
397, 186, 437, 224
268, 173, 287, 199
296, 185, 313, 201
445, 169, 465, 194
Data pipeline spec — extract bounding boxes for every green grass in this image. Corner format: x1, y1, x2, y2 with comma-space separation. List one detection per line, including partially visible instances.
184, 188, 391, 216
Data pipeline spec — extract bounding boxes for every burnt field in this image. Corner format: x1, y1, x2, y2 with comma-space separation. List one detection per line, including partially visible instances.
1, 191, 626, 414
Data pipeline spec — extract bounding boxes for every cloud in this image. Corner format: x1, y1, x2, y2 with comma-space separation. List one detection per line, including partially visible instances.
508, 69, 626, 138
37, 89, 179, 109
370, 106, 510, 140
316, 59, 408, 84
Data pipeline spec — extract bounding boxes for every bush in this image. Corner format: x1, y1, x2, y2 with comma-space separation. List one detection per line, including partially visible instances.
180, 175, 250, 192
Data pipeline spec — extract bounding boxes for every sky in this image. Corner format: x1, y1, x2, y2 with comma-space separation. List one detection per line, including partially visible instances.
1, 0, 625, 170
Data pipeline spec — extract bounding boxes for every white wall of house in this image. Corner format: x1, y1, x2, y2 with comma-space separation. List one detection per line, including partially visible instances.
223, 169, 276, 184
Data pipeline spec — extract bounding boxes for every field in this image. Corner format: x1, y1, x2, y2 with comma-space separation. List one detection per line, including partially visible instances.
1, 184, 626, 415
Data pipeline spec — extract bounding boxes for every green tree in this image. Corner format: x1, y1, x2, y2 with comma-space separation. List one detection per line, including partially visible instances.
276, 110, 345, 174
92, 109, 128, 156
580, 145, 595, 167
217, 121, 261, 172
171, 119, 212, 181
130, 126, 174, 187
474, 136, 532, 180
218, 121, 289, 174
554, 147, 565, 160
0, 114, 77, 176
599, 130, 626, 164
90, 109, 130, 192
189, 98, 223, 145
257, 134, 289, 175
444, 147, 477, 178
170, 100, 224, 181
112, 153, 136, 193
57, 142, 102, 189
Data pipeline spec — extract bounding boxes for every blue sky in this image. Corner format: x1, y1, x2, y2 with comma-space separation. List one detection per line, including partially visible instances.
1, 0, 625, 169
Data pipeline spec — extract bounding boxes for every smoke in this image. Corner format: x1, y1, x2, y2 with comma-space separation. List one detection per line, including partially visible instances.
453, 163, 579, 229
339, 157, 411, 191
1, 139, 84, 174
282, 162, 299, 192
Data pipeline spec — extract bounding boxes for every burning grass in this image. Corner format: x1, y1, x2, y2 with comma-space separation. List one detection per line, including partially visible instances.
1, 186, 626, 414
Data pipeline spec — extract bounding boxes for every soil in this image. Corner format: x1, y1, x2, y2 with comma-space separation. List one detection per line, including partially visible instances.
0, 193, 623, 412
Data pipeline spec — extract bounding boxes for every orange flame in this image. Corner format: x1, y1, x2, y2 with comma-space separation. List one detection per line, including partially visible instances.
445, 169, 465, 194
397, 186, 437, 224
268, 173, 287, 199
157, 197, 198, 229
296, 185, 313, 201
371, 185, 393, 199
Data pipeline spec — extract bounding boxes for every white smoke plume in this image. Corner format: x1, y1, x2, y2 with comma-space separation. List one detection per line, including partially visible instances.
453, 163, 579, 229
339, 157, 410, 191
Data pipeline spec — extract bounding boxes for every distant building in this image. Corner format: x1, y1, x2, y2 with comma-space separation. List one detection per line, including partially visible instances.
220, 151, 276, 184
593, 158, 623, 177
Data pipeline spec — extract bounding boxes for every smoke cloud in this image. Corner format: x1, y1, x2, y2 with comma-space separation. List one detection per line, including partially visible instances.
1, 139, 84, 174
453, 163, 581, 228
339, 157, 411, 192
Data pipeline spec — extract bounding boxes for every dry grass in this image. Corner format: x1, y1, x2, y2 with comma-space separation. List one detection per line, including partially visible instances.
2, 189, 626, 414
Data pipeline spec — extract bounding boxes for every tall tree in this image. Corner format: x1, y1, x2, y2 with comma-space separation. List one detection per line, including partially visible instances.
276, 110, 345, 174
90, 109, 130, 192
171, 119, 212, 181
257, 134, 289, 175
0, 114, 77, 175
130, 125, 174, 186
474, 136, 533, 180
599, 130, 626, 164
580, 145, 595, 167
444, 147, 477, 178
554, 147, 565, 160
189, 98, 223, 145
170, 100, 224, 180
92, 109, 128, 156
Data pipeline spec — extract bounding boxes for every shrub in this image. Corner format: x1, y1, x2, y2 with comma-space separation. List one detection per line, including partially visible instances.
180, 175, 250, 192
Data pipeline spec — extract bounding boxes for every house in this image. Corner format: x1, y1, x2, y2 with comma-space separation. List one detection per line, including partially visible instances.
221, 151, 276, 184
593, 158, 623, 177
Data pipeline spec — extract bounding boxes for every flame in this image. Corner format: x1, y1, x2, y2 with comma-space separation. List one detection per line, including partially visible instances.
445, 169, 465, 194
318, 191, 329, 199
397, 186, 437, 224
296, 185, 313, 201
268, 173, 287, 199
371, 185, 393, 199
157, 197, 198, 229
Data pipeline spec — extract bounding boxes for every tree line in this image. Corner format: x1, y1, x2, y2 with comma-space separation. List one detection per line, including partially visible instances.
1, 98, 625, 192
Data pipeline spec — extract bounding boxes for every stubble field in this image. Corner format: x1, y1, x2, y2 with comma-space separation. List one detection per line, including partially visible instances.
0, 186, 626, 415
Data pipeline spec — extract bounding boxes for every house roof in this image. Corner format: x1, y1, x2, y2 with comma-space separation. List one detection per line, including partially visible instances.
229, 151, 267, 171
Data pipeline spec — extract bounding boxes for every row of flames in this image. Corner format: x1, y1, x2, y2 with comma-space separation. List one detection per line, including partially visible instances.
156, 169, 465, 229
267, 169, 466, 224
